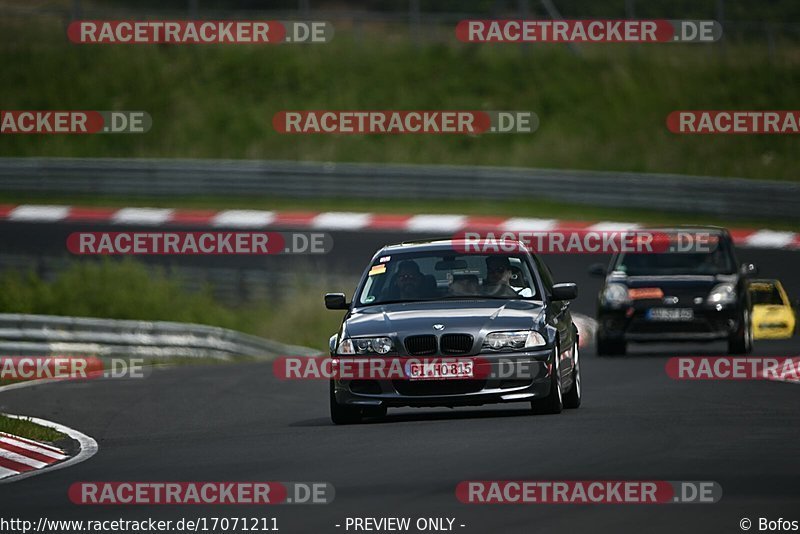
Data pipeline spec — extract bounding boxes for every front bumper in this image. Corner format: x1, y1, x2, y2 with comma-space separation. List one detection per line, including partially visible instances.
332, 349, 553, 408
598, 304, 740, 343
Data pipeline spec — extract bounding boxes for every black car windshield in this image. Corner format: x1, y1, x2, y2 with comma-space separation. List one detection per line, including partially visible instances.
357, 251, 540, 305
613, 247, 735, 276
750, 283, 785, 305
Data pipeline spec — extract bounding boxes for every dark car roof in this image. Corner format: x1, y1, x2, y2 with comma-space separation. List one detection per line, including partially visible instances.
645, 225, 730, 236
380, 238, 492, 254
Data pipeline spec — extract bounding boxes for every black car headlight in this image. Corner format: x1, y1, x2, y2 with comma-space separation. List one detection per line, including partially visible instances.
482, 330, 546, 351
707, 283, 736, 305
601, 283, 630, 306
337, 337, 394, 355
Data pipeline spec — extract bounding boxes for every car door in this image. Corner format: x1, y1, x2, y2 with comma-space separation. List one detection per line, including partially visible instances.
533, 255, 576, 382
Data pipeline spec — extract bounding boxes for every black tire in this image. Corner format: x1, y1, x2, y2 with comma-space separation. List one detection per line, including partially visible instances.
329, 381, 362, 425
596, 335, 626, 357
531, 345, 563, 415
562, 341, 581, 409
728, 309, 753, 355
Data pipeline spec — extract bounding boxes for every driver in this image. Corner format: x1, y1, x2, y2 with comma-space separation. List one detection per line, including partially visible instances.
390, 260, 425, 299
483, 256, 519, 297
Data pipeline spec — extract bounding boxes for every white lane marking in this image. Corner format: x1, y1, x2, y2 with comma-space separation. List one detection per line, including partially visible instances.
0, 431, 64, 453
0, 414, 98, 484
212, 210, 275, 228
8, 205, 70, 222
0, 436, 67, 460
501, 218, 558, 232
312, 212, 371, 230
0, 448, 48, 469
111, 207, 173, 225
744, 230, 797, 249
0, 466, 18, 477
587, 221, 642, 231
406, 214, 467, 233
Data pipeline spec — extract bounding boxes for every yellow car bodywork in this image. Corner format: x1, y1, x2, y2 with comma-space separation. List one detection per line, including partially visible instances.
750, 280, 796, 339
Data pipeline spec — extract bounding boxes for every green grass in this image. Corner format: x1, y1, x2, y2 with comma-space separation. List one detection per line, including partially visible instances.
0, 19, 798, 180
0, 259, 345, 352
3, 192, 799, 231
0, 414, 66, 443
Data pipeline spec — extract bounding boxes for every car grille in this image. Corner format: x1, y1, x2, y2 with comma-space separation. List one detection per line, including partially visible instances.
392, 379, 486, 396
405, 335, 437, 356
440, 334, 474, 355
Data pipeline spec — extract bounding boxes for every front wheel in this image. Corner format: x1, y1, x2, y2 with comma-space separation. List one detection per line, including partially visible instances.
531, 346, 563, 415
728, 309, 753, 355
562, 341, 581, 409
329, 381, 362, 425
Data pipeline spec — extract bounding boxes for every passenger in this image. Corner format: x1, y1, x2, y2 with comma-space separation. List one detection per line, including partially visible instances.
483, 256, 519, 297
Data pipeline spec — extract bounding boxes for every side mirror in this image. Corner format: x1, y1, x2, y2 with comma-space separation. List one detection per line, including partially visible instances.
551, 283, 578, 301
740, 263, 758, 277
588, 263, 606, 277
324, 293, 349, 310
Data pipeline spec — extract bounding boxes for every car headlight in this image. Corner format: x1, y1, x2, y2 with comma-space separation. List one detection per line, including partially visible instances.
707, 283, 736, 305
337, 337, 394, 355
602, 283, 630, 305
482, 330, 546, 351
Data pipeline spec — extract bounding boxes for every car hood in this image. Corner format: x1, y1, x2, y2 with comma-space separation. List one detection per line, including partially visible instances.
344, 299, 546, 338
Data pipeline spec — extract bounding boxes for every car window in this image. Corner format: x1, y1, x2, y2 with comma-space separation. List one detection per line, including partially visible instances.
750, 284, 785, 305
357, 251, 541, 305
613, 236, 735, 276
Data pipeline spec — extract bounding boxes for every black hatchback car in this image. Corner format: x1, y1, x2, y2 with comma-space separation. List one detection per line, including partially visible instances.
591, 227, 756, 356
324, 239, 580, 424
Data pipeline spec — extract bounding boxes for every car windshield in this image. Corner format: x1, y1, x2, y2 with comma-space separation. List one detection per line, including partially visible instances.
750, 284, 785, 305
356, 251, 540, 305
613, 246, 735, 276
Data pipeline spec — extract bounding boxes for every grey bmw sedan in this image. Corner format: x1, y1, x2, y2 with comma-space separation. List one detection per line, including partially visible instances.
325, 239, 581, 424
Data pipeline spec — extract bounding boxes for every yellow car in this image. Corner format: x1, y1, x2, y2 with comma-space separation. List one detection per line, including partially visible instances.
750, 279, 796, 339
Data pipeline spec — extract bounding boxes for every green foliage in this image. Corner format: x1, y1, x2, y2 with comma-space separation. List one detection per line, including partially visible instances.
0, 259, 343, 351
0, 20, 798, 180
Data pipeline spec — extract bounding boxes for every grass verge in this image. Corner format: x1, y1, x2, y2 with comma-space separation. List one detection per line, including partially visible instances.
0, 258, 345, 353
0, 19, 798, 180
0, 414, 66, 443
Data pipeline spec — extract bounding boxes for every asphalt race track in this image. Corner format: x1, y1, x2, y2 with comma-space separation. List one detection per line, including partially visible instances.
0, 222, 798, 533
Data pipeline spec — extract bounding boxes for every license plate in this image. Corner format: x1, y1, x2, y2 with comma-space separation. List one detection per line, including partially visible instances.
647, 308, 694, 321
406, 361, 474, 380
